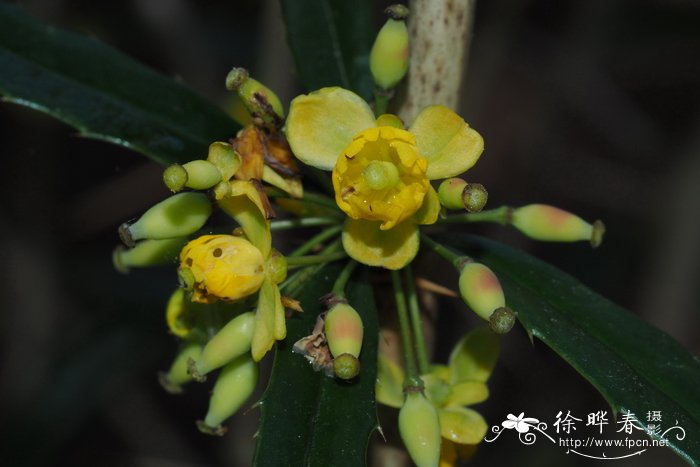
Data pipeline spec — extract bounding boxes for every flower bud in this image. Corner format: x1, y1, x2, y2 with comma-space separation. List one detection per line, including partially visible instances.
225, 67, 284, 128
370, 6, 410, 90
325, 302, 364, 380
197, 354, 258, 435
458, 262, 506, 321
511, 204, 605, 247
375, 113, 404, 129
165, 288, 193, 338
179, 234, 266, 303
437, 178, 467, 210
188, 311, 255, 381
462, 183, 488, 213
207, 141, 241, 181
399, 391, 441, 467
119, 193, 212, 247
163, 160, 222, 192
266, 249, 288, 285
112, 237, 186, 273
158, 341, 203, 394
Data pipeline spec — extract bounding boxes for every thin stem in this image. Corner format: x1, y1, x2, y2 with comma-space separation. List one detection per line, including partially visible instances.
285, 251, 347, 268
289, 225, 342, 257
280, 239, 343, 294
301, 191, 340, 210
439, 206, 513, 225
404, 266, 430, 374
420, 233, 465, 270
270, 217, 338, 230
391, 270, 418, 380
331, 260, 358, 298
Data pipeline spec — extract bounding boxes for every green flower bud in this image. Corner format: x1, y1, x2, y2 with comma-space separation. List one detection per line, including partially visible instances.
267, 249, 288, 285
437, 178, 467, 210
375, 113, 405, 129
458, 262, 506, 321
370, 6, 410, 90
158, 341, 203, 394
197, 354, 258, 435
489, 306, 516, 335
188, 311, 255, 381
399, 391, 441, 467
462, 183, 488, 213
207, 141, 241, 181
112, 237, 186, 273
511, 204, 605, 247
325, 303, 363, 359
225, 67, 284, 128
163, 160, 222, 192
119, 193, 212, 247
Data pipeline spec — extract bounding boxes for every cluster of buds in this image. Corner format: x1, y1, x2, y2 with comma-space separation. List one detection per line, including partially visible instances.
113, 69, 304, 434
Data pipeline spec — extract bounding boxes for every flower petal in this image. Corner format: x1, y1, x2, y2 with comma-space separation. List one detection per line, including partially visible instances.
217, 180, 272, 258
439, 406, 488, 444
409, 106, 484, 179
448, 326, 500, 384
251, 278, 277, 361
376, 355, 405, 409
413, 185, 441, 225
342, 218, 419, 270
286, 87, 376, 170
443, 381, 489, 407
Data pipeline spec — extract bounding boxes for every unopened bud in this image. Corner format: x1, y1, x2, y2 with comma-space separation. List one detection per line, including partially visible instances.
225, 67, 284, 128
376, 113, 404, 129
489, 306, 516, 334
119, 193, 212, 247
158, 341, 203, 394
207, 141, 241, 181
197, 354, 258, 435
188, 311, 255, 381
437, 178, 467, 210
399, 391, 441, 467
511, 204, 605, 247
462, 183, 488, 213
163, 160, 222, 192
267, 249, 288, 285
458, 262, 506, 321
370, 7, 410, 90
325, 303, 364, 360
113, 237, 186, 273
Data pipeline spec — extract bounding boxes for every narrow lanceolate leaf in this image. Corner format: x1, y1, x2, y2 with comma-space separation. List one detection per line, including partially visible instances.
254, 264, 379, 467
439, 235, 700, 465
280, 0, 374, 100
0, 3, 236, 165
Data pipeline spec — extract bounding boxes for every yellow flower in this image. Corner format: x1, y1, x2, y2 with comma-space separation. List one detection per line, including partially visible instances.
376, 327, 499, 466
179, 234, 266, 304
286, 87, 484, 269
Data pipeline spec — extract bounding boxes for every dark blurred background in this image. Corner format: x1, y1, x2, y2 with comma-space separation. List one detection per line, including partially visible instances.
1, 0, 698, 466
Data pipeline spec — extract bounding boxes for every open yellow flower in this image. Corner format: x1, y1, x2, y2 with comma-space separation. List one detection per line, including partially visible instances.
376, 327, 499, 466
286, 87, 484, 269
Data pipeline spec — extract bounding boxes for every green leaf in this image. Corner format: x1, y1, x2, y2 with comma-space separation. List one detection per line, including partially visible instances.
254, 263, 378, 467
438, 234, 700, 465
0, 3, 236, 165
280, 0, 374, 100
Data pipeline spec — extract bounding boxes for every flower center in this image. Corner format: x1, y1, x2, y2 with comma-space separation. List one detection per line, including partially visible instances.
332, 127, 429, 230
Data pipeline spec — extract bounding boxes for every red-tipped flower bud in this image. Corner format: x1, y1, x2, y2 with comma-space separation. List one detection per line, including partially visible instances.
324, 303, 364, 380
437, 178, 467, 210
458, 262, 506, 321
511, 204, 605, 247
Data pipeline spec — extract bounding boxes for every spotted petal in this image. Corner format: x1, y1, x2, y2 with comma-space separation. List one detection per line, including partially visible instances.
286, 87, 376, 170
409, 105, 484, 179
342, 218, 419, 270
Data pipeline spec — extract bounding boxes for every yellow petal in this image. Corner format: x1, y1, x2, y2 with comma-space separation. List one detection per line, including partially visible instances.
422, 373, 451, 407
376, 355, 405, 409
409, 106, 484, 179
448, 326, 500, 384
285, 87, 376, 170
273, 284, 286, 340
217, 180, 272, 258
251, 278, 276, 361
439, 407, 488, 444
413, 185, 441, 225
443, 381, 489, 407
342, 218, 418, 270
262, 165, 304, 198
